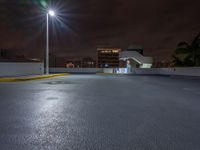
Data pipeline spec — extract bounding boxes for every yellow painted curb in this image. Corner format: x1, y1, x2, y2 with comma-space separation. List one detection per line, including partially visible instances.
0, 74, 69, 82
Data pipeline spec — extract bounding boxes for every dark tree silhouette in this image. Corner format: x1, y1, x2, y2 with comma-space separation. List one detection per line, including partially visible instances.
174, 32, 200, 66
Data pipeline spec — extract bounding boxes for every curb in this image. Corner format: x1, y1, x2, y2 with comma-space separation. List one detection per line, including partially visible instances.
0, 74, 69, 82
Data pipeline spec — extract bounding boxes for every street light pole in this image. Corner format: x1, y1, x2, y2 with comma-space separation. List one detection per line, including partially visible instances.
46, 13, 49, 74
45, 10, 55, 74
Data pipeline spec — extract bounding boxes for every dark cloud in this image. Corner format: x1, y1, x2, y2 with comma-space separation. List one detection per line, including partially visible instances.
0, 0, 200, 60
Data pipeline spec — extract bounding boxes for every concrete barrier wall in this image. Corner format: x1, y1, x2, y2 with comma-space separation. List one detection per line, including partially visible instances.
50, 68, 127, 74
103, 68, 114, 74
50, 67, 200, 77
133, 67, 200, 77
50, 68, 103, 74
133, 68, 160, 75
0, 62, 44, 77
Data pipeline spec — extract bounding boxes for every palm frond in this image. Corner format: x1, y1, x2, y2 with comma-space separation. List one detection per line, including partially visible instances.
175, 47, 191, 54
177, 41, 190, 48
196, 48, 200, 54
172, 54, 183, 66
192, 32, 200, 45
183, 55, 194, 66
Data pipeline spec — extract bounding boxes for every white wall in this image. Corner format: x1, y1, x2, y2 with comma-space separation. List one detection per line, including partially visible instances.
50, 67, 200, 77
133, 68, 160, 75
0, 62, 44, 77
50, 68, 103, 74
133, 67, 200, 77
50, 68, 127, 74
103, 68, 114, 74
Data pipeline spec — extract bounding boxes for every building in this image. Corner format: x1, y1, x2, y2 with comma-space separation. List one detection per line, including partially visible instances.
65, 57, 96, 68
119, 45, 153, 71
0, 49, 41, 62
66, 62, 75, 68
65, 59, 82, 68
0, 49, 16, 60
126, 45, 143, 55
82, 57, 96, 68
97, 47, 121, 68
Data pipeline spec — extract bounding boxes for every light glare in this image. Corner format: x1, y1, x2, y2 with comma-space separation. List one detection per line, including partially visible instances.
48, 10, 55, 16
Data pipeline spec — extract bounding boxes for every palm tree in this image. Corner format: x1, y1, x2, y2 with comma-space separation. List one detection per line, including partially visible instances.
172, 55, 184, 67
174, 32, 200, 66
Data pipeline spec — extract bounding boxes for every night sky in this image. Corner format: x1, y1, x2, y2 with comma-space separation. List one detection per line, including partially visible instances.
0, 0, 200, 61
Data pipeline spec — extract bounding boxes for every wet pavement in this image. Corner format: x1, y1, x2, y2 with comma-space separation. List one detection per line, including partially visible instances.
0, 75, 200, 150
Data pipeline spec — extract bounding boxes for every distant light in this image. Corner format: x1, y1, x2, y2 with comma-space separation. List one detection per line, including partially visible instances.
48, 10, 55, 16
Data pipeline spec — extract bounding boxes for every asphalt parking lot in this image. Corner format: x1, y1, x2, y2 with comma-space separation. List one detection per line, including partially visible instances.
0, 75, 200, 150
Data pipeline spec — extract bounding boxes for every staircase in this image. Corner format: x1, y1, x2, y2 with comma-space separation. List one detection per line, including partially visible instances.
119, 51, 153, 68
